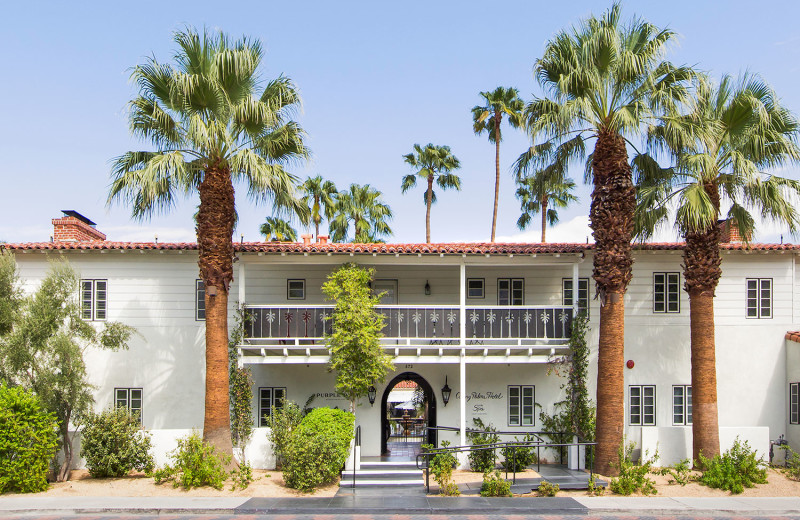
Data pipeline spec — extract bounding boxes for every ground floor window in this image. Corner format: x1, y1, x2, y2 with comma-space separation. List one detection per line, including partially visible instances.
115, 388, 142, 424
629, 385, 655, 426
508, 385, 534, 426
672, 385, 692, 425
791, 383, 799, 425
259, 387, 286, 427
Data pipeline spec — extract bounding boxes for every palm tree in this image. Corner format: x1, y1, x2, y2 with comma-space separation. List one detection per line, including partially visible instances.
300, 175, 338, 239
524, 3, 694, 474
108, 28, 308, 459
472, 87, 524, 242
515, 172, 577, 243
635, 73, 800, 462
330, 184, 393, 243
401, 143, 462, 242
260, 216, 298, 241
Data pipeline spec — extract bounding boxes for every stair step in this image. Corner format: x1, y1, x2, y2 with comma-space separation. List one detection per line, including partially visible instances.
342, 469, 422, 476
339, 478, 425, 487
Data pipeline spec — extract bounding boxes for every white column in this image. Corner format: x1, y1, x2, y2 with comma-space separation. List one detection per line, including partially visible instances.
459, 350, 466, 458
572, 259, 580, 316
459, 262, 466, 346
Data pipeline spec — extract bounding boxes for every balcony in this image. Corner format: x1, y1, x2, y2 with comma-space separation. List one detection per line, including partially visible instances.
239, 305, 573, 363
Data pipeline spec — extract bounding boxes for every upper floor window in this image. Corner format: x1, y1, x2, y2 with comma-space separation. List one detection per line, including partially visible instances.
629, 385, 656, 426
791, 383, 799, 425
196, 280, 205, 321
672, 385, 692, 425
746, 278, 772, 319
498, 278, 524, 306
562, 277, 589, 316
508, 385, 534, 426
259, 387, 286, 427
467, 278, 485, 299
115, 387, 143, 424
287, 279, 305, 300
81, 279, 107, 321
654, 273, 680, 313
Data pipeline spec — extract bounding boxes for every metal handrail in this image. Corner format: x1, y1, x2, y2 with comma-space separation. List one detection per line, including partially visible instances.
349, 425, 361, 488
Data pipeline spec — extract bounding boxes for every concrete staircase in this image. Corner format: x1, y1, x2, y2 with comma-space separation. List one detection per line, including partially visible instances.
340, 461, 425, 487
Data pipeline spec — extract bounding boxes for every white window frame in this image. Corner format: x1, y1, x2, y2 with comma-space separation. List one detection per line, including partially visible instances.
498, 278, 524, 306
196, 280, 205, 321
672, 385, 692, 425
81, 279, 107, 321
654, 272, 680, 313
258, 387, 286, 427
467, 278, 485, 299
562, 277, 590, 316
746, 278, 772, 319
629, 385, 656, 426
115, 387, 143, 424
508, 385, 535, 426
791, 383, 799, 425
287, 279, 305, 300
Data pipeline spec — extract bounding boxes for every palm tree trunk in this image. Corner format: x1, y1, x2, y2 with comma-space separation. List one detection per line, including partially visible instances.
426, 176, 433, 243
541, 197, 548, 243
590, 129, 635, 476
197, 164, 236, 462
684, 217, 722, 463
491, 113, 502, 242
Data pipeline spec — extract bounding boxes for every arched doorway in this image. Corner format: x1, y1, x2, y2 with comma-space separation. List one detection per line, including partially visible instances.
380, 372, 437, 456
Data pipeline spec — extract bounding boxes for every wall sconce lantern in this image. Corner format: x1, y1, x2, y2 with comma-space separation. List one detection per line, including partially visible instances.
441, 376, 451, 406
367, 385, 377, 406
424, 280, 431, 296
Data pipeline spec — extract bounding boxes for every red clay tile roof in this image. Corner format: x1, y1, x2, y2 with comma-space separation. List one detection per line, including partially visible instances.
786, 331, 800, 344
1, 241, 797, 254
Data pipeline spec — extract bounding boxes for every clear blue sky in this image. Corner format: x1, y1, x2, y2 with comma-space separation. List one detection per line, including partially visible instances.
2, 1, 799, 244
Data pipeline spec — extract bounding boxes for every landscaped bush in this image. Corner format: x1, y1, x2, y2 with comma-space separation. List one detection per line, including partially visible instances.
480, 469, 511, 497
500, 434, 538, 471
268, 401, 304, 469
152, 432, 229, 490
466, 418, 498, 472
537, 479, 560, 497
655, 458, 693, 486
0, 384, 59, 493
698, 437, 767, 494
778, 445, 800, 481
609, 441, 658, 496
424, 441, 459, 496
282, 407, 354, 493
81, 406, 154, 478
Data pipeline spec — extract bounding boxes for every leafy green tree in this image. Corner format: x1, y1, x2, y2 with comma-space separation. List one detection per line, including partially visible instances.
0, 252, 22, 335
300, 175, 338, 240
524, 3, 693, 474
635, 73, 800, 461
402, 143, 462, 243
321, 264, 394, 413
330, 184, 393, 243
0, 258, 135, 481
108, 28, 308, 458
259, 216, 298, 242
472, 86, 524, 242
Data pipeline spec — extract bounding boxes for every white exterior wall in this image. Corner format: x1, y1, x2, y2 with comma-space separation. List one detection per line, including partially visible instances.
787, 341, 800, 451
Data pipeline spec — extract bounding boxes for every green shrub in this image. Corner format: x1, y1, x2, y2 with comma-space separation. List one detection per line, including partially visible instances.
778, 445, 800, 481
230, 461, 254, 490
282, 407, 354, 493
424, 441, 459, 496
537, 479, 560, 497
152, 432, 229, 490
81, 407, 154, 478
268, 401, 304, 470
698, 437, 767, 494
609, 441, 658, 496
656, 458, 693, 486
480, 469, 511, 497
466, 418, 498, 472
0, 385, 59, 493
587, 473, 605, 495
500, 434, 538, 471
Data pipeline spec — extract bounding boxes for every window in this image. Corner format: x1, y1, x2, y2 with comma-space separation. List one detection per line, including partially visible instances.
672, 385, 692, 425
81, 279, 107, 321
654, 273, 680, 313
791, 383, 799, 425
467, 278, 485, 299
196, 280, 205, 321
746, 278, 772, 318
562, 278, 589, 316
115, 388, 142, 424
287, 280, 305, 300
259, 387, 286, 427
498, 279, 524, 305
629, 385, 656, 426
508, 385, 535, 426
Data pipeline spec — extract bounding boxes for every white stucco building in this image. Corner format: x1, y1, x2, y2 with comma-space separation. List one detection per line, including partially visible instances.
4, 211, 800, 469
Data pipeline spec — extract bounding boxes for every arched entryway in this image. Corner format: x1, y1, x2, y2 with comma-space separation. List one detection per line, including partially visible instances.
380, 372, 437, 456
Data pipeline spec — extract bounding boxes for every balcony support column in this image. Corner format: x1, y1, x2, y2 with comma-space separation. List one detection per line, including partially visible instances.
459, 350, 467, 467
572, 261, 579, 317
237, 258, 246, 368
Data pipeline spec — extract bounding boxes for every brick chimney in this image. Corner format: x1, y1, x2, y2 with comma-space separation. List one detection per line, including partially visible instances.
718, 218, 748, 244
300, 234, 312, 246
52, 210, 106, 242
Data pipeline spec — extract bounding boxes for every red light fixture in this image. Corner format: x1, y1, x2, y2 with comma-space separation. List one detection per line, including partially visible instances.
626, 360, 635, 369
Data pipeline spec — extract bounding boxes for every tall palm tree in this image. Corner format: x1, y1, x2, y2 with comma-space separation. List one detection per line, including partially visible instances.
524, 3, 694, 474
260, 216, 298, 242
300, 175, 338, 239
108, 28, 308, 458
635, 73, 800, 462
330, 184, 393, 243
472, 87, 524, 242
515, 172, 577, 243
401, 143, 462, 242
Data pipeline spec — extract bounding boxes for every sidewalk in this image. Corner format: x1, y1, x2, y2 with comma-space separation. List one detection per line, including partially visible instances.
3, 495, 800, 515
